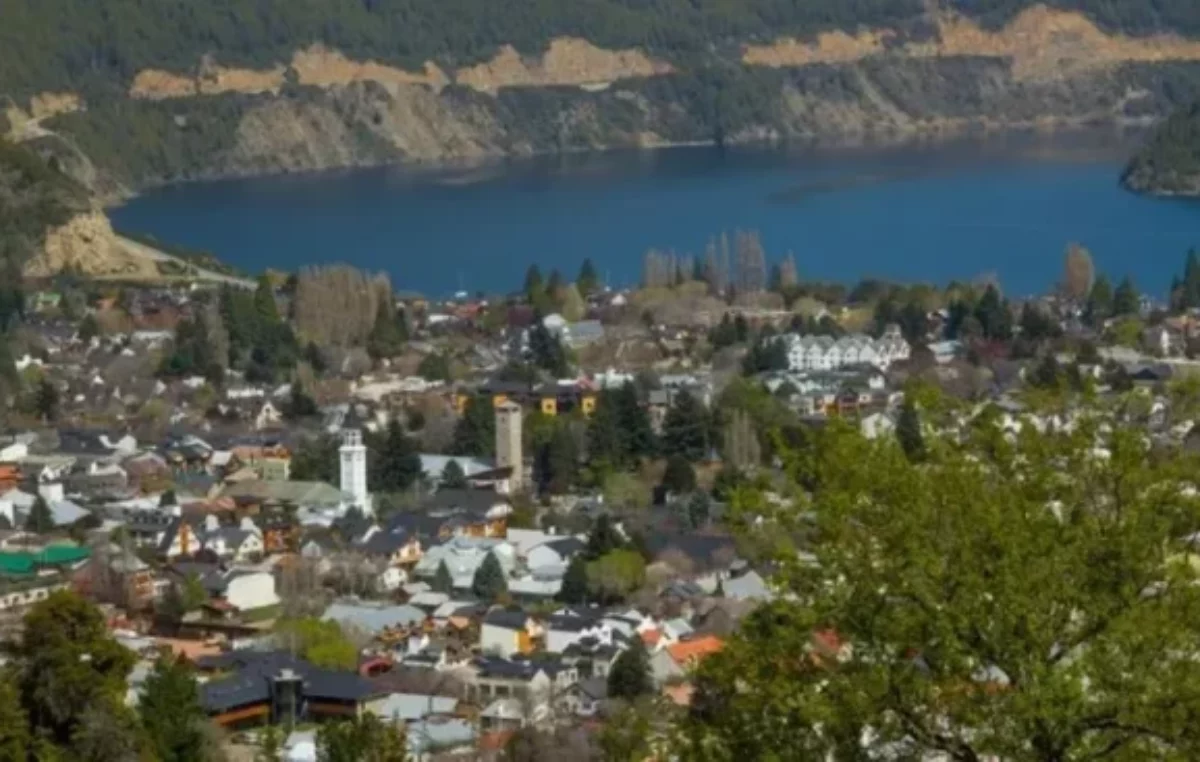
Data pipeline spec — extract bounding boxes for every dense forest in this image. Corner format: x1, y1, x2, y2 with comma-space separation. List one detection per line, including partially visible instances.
1122, 101, 1200, 195
3, 0, 1200, 101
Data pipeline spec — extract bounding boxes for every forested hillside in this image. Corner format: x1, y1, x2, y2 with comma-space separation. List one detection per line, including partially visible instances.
4, 0, 1200, 194
1122, 102, 1200, 195
0, 139, 89, 267
3, 0, 1200, 100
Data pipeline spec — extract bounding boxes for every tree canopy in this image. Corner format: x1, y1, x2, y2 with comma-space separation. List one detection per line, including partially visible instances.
681, 405, 1200, 761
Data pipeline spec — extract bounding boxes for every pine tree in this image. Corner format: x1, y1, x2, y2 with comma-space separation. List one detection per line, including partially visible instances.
528, 313, 569, 378
585, 514, 622, 561
661, 390, 707, 461
1113, 276, 1140, 317
1084, 274, 1114, 327
686, 491, 711, 529
367, 300, 406, 360
523, 265, 545, 304
451, 395, 495, 456
558, 555, 589, 604
607, 639, 653, 700
542, 424, 578, 495
25, 496, 54, 533
587, 390, 623, 469
471, 552, 508, 602
662, 454, 697, 495
577, 258, 600, 297
0, 670, 29, 761
372, 420, 421, 492
432, 560, 454, 594
140, 656, 209, 762
896, 399, 925, 463
440, 460, 468, 489
614, 383, 655, 461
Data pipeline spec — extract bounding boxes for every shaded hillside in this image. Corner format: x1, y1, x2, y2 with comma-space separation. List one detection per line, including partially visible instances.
0, 138, 89, 268
1123, 102, 1200, 195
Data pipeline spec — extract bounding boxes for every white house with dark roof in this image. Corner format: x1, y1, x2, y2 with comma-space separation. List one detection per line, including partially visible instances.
781, 325, 910, 371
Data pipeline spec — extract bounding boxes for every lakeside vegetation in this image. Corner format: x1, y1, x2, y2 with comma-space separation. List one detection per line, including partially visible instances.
1123, 101, 1200, 195
0, 138, 88, 271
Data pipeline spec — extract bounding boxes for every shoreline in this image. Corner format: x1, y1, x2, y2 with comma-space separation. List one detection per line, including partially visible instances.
102, 120, 1153, 210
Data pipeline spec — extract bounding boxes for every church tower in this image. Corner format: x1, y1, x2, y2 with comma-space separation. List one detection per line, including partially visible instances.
339, 429, 370, 514
495, 402, 523, 492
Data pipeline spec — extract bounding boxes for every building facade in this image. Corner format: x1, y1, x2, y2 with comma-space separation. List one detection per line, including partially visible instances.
781, 326, 910, 372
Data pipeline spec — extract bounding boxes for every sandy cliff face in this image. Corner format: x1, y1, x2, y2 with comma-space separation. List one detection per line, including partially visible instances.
744, 7, 1200, 81
25, 211, 159, 279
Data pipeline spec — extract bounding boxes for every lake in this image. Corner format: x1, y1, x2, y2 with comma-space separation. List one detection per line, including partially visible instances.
110, 131, 1200, 298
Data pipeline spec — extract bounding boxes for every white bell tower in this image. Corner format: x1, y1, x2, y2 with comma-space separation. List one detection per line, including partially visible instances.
339, 429, 370, 514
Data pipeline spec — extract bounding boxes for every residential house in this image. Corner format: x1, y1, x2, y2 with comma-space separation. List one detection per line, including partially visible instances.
781, 326, 910, 371
322, 600, 426, 640
480, 608, 543, 657
650, 635, 724, 686
412, 537, 516, 591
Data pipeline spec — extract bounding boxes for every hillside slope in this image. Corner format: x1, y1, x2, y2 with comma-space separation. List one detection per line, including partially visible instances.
1122, 102, 1200, 195
3, 1, 1200, 192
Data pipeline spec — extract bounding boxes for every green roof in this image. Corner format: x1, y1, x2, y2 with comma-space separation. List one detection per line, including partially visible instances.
0, 545, 91, 576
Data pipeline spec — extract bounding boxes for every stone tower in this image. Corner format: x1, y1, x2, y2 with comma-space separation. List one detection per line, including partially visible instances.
495, 401, 523, 492
339, 429, 370, 514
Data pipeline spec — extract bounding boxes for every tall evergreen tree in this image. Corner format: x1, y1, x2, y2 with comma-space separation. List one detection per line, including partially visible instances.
440, 460, 468, 489
528, 314, 570, 378
1113, 276, 1140, 317
662, 454, 697, 495
25, 495, 54, 533
614, 382, 655, 461
0, 670, 29, 761
577, 258, 600, 297
1084, 274, 1114, 327
523, 265, 545, 304
587, 390, 623, 469
366, 300, 406, 360
896, 399, 925, 463
34, 377, 59, 422
585, 514, 622, 561
432, 560, 454, 594
661, 390, 707, 461
140, 657, 209, 762
471, 552, 508, 602
607, 640, 653, 700
974, 285, 1013, 340
371, 420, 421, 492
451, 395, 495, 456
686, 491, 711, 529
558, 555, 589, 604
537, 424, 578, 495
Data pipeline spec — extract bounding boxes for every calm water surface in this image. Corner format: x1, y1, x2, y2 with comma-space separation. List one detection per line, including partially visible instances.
110, 133, 1200, 297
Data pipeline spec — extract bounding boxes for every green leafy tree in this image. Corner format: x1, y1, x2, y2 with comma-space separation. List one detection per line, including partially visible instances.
256, 725, 285, 762
290, 435, 339, 483
471, 552, 508, 602
432, 560, 454, 594
140, 657, 210, 762
416, 352, 451, 382
557, 555, 589, 604
586, 549, 645, 604
440, 460, 468, 489
607, 639, 653, 700
25, 495, 55, 533
534, 423, 578, 495
680, 409, 1200, 761
277, 618, 358, 670
317, 714, 408, 762
451, 395, 495, 457
661, 390, 708, 461
603, 472, 652, 513
577, 258, 600, 297
14, 591, 136, 745
894, 398, 924, 463
71, 700, 143, 762
662, 454, 697, 495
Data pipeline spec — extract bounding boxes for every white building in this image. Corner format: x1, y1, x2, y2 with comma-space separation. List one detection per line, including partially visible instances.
339, 429, 371, 515
781, 325, 910, 372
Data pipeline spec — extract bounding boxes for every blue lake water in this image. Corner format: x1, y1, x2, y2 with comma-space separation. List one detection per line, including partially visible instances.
110, 132, 1200, 298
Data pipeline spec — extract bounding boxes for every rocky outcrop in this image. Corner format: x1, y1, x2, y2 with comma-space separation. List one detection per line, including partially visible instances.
25, 211, 160, 278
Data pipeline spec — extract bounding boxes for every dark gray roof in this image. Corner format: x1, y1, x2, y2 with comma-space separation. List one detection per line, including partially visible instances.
421, 488, 504, 516
546, 615, 593, 633
543, 537, 585, 559
483, 608, 529, 630
198, 650, 381, 714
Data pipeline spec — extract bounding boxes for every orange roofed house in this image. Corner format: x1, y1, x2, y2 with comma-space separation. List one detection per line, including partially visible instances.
650, 634, 724, 687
